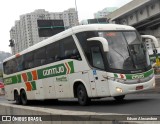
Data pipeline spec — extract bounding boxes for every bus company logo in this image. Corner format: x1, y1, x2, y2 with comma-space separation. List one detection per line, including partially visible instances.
56, 76, 68, 82
41, 61, 74, 77
132, 74, 144, 79
43, 66, 65, 76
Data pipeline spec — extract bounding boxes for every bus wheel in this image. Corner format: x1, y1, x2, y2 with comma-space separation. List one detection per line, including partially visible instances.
114, 95, 125, 101
20, 90, 28, 105
77, 84, 90, 106
14, 91, 21, 105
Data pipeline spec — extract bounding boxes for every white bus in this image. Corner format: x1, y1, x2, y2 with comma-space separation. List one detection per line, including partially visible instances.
3, 24, 158, 106
141, 35, 160, 66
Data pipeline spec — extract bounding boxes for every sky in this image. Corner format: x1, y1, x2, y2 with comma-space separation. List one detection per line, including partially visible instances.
0, 0, 132, 53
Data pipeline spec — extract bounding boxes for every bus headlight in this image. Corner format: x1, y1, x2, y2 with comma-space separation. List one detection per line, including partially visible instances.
116, 87, 123, 93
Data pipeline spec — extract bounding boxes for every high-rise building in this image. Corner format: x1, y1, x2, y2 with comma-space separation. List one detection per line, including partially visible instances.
10, 8, 79, 55
94, 7, 117, 19
80, 18, 108, 25
10, 27, 16, 54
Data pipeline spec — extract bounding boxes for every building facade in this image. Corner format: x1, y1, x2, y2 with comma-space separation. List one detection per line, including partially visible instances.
10, 8, 79, 54
10, 27, 16, 54
94, 7, 117, 19
106, 0, 160, 53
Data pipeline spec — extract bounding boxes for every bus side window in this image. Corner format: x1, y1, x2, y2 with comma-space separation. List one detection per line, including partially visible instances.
61, 36, 81, 60
24, 52, 34, 69
76, 31, 98, 63
91, 46, 105, 70
4, 59, 17, 74
34, 47, 46, 67
46, 42, 60, 64
71, 49, 82, 60
10, 59, 17, 73
16, 56, 24, 72
65, 50, 73, 59
3, 62, 9, 74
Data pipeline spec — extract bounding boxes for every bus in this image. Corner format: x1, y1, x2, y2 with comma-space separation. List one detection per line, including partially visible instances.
141, 35, 160, 66
141, 35, 160, 74
3, 24, 158, 106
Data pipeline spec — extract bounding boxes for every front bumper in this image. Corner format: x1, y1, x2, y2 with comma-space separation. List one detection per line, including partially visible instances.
108, 76, 155, 97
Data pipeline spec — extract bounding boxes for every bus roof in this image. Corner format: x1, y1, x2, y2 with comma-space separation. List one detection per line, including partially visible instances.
4, 24, 135, 62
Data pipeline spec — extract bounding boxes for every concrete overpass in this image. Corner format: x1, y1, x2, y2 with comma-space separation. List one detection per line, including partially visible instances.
106, 0, 160, 40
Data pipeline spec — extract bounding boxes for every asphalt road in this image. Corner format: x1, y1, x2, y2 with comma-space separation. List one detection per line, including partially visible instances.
1, 93, 160, 115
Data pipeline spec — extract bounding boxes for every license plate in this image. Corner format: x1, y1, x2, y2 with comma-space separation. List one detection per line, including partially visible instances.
136, 86, 143, 90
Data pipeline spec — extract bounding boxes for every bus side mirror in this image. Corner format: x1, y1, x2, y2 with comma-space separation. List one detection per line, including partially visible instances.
141, 35, 159, 48
87, 37, 109, 52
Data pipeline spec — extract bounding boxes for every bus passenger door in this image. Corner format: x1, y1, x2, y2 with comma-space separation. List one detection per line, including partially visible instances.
89, 45, 110, 97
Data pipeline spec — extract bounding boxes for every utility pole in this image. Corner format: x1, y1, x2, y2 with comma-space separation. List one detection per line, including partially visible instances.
75, 0, 77, 12
75, 0, 79, 25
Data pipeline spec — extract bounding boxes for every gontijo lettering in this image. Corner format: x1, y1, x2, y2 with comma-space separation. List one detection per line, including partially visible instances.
4, 78, 12, 84
132, 74, 144, 79
38, 61, 74, 79
43, 66, 65, 76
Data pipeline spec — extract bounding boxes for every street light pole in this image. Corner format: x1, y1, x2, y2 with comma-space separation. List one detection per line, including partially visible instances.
75, 0, 77, 12
75, 0, 79, 25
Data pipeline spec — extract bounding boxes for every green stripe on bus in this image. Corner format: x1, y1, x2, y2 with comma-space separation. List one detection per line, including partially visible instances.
114, 69, 154, 80
27, 72, 32, 81
17, 74, 21, 83
4, 61, 74, 85
144, 69, 154, 77
37, 61, 74, 79
68, 61, 74, 73
114, 74, 118, 78
31, 81, 36, 90
12, 76, 18, 84
37, 63, 67, 79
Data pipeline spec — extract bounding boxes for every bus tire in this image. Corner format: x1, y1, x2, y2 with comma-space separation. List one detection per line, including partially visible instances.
77, 84, 90, 106
14, 91, 21, 105
20, 90, 28, 105
114, 95, 125, 101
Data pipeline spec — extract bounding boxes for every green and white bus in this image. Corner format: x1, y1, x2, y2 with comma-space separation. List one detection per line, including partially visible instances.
3, 24, 158, 105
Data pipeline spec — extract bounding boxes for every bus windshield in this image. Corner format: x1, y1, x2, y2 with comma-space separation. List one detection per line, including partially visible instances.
99, 31, 151, 71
